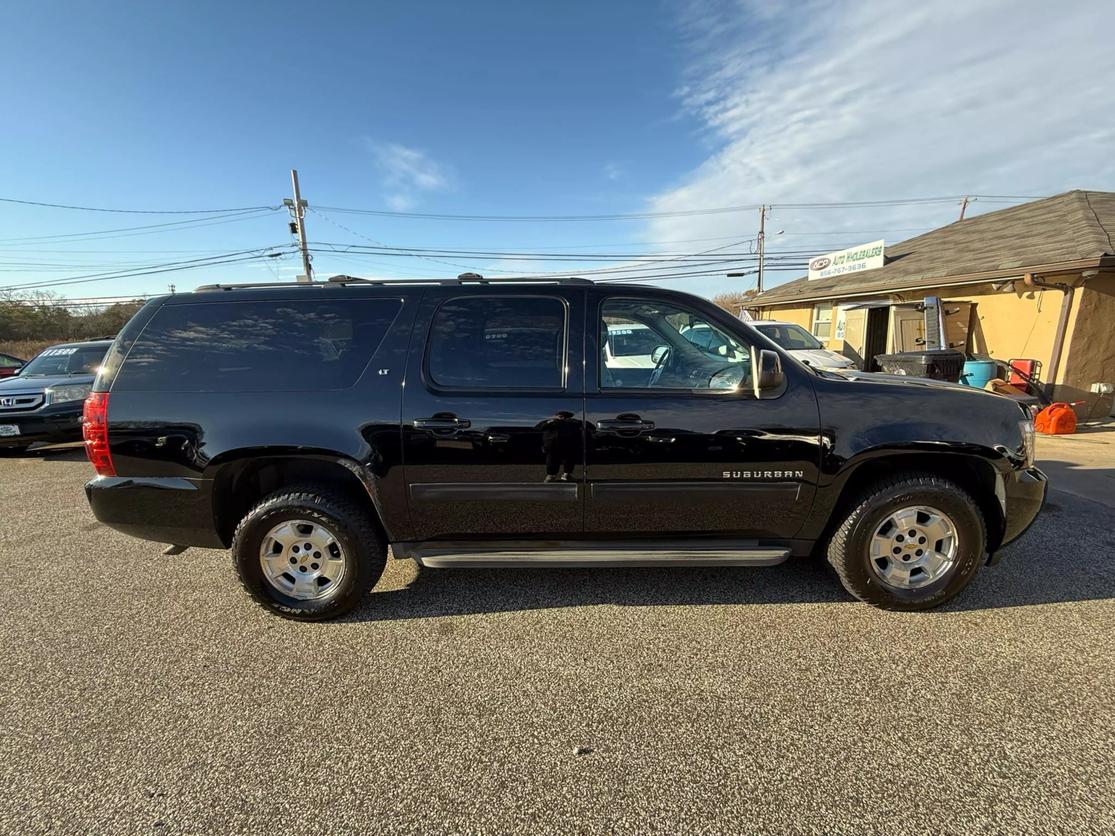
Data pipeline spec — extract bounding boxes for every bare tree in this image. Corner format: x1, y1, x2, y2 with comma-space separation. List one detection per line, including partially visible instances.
710, 289, 759, 318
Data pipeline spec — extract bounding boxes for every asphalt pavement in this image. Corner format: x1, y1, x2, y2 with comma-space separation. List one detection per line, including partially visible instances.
0, 444, 1112, 834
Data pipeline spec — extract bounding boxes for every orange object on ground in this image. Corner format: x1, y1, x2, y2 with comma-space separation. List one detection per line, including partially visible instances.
1034, 402, 1077, 435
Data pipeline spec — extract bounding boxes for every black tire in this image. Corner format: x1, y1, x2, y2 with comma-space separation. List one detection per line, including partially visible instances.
231, 485, 387, 621
826, 474, 987, 611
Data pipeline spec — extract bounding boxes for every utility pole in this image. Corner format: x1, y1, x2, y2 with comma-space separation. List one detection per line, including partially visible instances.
757, 204, 767, 295
285, 169, 313, 283
958, 195, 970, 221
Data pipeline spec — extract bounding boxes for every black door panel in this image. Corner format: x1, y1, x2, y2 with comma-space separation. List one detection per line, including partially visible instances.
401, 289, 586, 540
585, 290, 821, 539
585, 390, 820, 537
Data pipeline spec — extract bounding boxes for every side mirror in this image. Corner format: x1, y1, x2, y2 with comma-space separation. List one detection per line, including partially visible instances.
651, 345, 669, 364
757, 349, 784, 391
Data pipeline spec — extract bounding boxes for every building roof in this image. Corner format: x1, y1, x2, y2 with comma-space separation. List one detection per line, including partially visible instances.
752, 190, 1115, 306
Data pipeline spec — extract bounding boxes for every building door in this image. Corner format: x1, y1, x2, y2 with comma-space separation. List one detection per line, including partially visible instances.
891, 306, 926, 352
864, 307, 889, 370
840, 308, 867, 367
401, 289, 586, 540
584, 289, 820, 539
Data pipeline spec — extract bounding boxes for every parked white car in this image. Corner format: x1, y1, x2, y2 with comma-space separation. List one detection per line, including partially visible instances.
607, 319, 855, 371
745, 320, 856, 370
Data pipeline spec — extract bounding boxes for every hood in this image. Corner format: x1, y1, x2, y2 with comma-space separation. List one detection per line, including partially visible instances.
824, 369, 990, 394
788, 348, 856, 369
0, 372, 95, 393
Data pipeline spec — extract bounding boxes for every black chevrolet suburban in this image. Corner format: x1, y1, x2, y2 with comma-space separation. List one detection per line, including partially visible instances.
84, 277, 1046, 620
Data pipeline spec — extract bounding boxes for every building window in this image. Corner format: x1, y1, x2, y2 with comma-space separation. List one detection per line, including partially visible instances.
812, 302, 833, 339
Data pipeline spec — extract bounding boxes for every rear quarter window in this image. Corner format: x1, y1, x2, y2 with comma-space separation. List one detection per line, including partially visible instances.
112, 298, 401, 392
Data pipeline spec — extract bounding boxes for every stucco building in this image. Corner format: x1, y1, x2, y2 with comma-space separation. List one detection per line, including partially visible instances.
749, 190, 1115, 413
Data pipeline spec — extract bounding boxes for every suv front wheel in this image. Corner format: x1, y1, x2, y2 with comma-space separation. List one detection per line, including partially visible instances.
827, 474, 987, 610
232, 486, 387, 620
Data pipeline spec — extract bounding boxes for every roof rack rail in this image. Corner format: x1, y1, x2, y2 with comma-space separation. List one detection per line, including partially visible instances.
195, 275, 597, 292
195, 281, 328, 291
330, 273, 595, 286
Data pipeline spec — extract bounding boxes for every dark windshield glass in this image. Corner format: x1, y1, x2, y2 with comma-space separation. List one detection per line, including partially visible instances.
755, 323, 824, 350
21, 345, 108, 376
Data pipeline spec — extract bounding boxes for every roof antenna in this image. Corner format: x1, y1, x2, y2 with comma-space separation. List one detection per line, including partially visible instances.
457, 272, 485, 282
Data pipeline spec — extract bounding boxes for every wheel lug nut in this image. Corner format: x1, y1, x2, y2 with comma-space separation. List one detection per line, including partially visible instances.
289, 557, 297, 564
311, 563, 319, 570
908, 530, 917, 537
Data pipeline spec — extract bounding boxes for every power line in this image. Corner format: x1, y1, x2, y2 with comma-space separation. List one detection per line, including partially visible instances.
0, 196, 279, 214
313, 194, 1042, 222
0, 247, 292, 292
309, 208, 507, 274
0, 208, 280, 245
304, 240, 821, 261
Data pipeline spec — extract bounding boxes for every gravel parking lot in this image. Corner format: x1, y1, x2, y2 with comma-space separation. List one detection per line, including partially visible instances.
1, 442, 1113, 834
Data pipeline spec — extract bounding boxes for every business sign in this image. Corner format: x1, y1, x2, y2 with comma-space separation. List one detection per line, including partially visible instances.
808, 239, 885, 281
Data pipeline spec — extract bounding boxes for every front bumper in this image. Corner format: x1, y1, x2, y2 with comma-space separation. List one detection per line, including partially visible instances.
0, 403, 83, 446
1000, 466, 1047, 548
85, 475, 224, 549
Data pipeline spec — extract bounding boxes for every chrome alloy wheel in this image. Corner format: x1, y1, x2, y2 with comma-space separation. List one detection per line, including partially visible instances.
868, 505, 959, 590
259, 519, 347, 601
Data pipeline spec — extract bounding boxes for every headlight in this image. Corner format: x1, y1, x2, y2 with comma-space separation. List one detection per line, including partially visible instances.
1019, 418, 1035, 467
46, 383, 93, 405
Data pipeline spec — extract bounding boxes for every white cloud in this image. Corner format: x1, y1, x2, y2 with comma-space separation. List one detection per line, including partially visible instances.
647, 0, 1115, 297
366, 141, 453, 210
604, 162, 625, 181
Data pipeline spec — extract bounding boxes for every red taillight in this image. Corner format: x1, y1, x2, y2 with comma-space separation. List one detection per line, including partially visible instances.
82, 392, 115, 477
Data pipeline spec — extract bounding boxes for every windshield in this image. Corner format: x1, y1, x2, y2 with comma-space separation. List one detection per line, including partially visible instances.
20, 345, 108, 377
754, 322, 824, 351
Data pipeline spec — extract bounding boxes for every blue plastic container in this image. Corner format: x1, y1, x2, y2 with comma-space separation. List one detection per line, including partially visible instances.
960, 359, 998, 389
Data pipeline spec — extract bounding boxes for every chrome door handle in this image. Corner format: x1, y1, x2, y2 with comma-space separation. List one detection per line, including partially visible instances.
597, 417, 655, 433
413, 416, 471, 431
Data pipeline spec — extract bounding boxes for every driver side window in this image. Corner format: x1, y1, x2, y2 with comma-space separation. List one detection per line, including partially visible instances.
600, 298, 753, 391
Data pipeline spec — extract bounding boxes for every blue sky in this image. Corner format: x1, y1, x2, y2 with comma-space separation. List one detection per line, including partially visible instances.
2, 0, 1113, 301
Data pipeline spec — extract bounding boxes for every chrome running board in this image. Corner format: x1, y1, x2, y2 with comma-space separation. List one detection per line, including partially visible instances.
392, 540, 790, 568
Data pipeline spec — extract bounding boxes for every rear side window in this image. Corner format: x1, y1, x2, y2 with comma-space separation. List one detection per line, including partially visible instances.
113, 298, 401, 392
427, 296, 566, 389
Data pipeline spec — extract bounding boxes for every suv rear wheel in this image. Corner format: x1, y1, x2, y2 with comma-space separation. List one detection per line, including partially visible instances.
232, 486, 386, 621
826, 474, 987, 610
